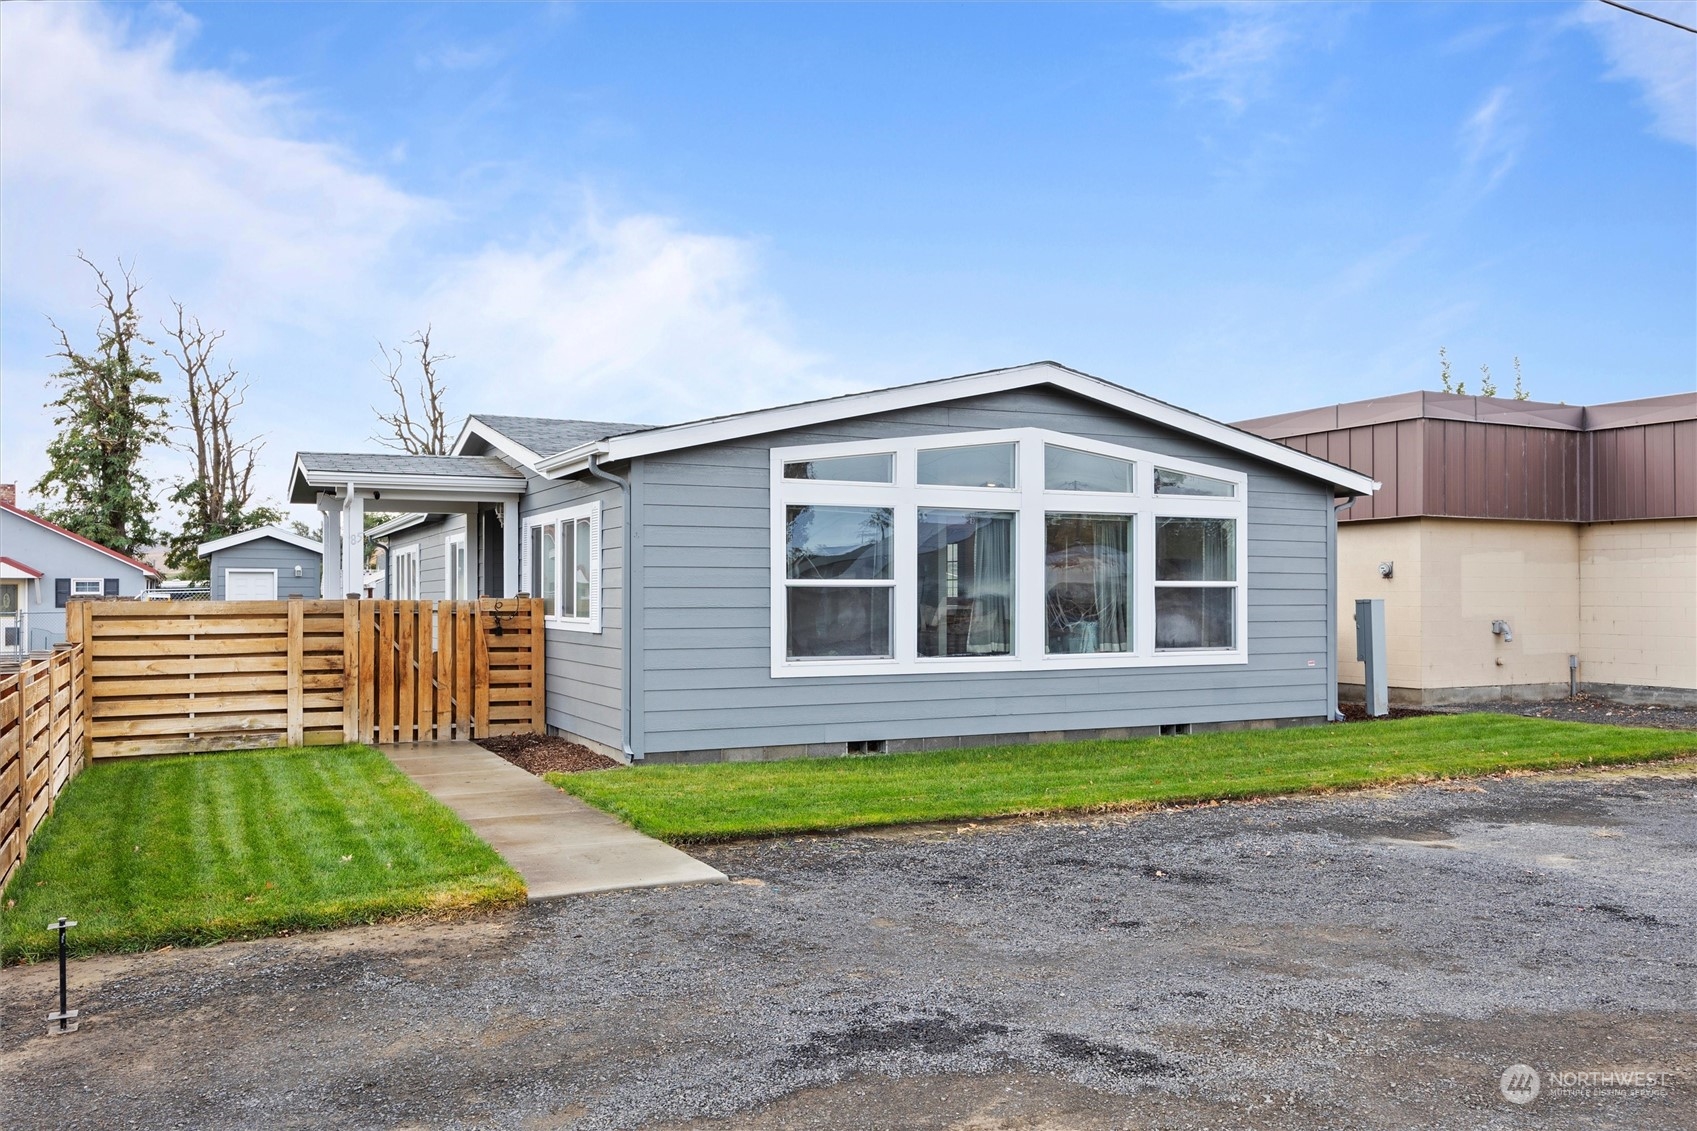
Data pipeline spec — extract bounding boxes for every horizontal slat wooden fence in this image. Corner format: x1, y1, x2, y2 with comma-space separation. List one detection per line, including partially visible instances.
0, 645, 87, 891
72, 597, 545, 760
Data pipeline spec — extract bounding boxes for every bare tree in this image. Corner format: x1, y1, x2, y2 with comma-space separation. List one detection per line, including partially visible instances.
373, 326, 453, 455
161, 301, 280, 576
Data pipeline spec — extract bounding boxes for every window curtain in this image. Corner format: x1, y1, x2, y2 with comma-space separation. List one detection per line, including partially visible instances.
965, 514, 1013, 654
1090, 517, 1128, 652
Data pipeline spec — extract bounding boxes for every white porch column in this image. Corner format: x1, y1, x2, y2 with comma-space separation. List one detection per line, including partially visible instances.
343, 488, 365, 598
502, 498, 521, 598
319, 493, 344, 598
463, 505, 482, 597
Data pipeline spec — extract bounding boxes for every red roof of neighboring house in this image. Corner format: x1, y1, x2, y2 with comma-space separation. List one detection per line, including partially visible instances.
0, 500, 162, 577
0, 556, 45, 578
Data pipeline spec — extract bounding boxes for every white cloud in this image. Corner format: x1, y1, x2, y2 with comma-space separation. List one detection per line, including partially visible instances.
0, 3, 823, 515
1458, 84, 1523, 194
1170, 4, 1301, 113
1575, 0, 1697, 146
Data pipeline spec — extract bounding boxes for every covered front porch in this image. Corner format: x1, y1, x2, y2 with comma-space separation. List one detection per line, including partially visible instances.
289, 453, 529, 600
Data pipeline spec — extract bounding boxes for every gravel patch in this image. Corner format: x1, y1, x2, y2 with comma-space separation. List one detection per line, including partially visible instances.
1427, 692, 1697, 732
3, 763, 1694, 1129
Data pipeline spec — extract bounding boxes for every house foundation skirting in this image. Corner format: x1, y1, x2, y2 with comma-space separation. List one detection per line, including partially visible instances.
639, 715, 1330, 765
1339, 682, 1697, 710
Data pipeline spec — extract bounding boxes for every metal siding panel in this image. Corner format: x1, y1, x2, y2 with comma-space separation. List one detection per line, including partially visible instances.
1674, 421, 1697, 516
1643, 424, 1677, 517
1464, 425, 1488, 516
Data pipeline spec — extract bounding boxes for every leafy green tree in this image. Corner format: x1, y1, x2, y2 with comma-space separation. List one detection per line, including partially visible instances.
34, 255, 170, 557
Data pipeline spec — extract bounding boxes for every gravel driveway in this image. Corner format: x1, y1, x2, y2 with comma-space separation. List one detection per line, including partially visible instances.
3, 762, 1694, 1130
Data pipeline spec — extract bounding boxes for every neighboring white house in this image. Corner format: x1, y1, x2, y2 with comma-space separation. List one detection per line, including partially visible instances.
0, 484, 161, 656
198, 526, 324, 601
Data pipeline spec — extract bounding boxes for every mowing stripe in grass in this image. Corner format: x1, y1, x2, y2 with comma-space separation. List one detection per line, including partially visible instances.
552, 715, 1697, 842
2, 745, 524, 964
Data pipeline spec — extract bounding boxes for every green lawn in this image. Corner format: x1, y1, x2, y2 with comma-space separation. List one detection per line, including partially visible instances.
2, 745, 524, 963
552, 715, 1697, 842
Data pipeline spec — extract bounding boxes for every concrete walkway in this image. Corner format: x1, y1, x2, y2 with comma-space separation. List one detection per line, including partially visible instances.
383, 742, 725, 901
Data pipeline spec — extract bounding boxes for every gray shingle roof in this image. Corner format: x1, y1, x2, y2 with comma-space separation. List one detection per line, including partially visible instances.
296, 452, 526, 479
469, 415, 654, 459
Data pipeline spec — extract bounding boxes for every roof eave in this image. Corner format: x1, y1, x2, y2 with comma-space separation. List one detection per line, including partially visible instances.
536, 363, 1377, 495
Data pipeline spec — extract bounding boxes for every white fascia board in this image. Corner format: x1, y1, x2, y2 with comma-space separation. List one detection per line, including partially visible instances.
366, 512, 432, 538
298, 472, 527, 499
451, 418, 544, 472
198, 526, 324, 557
534, 363, 1379, 495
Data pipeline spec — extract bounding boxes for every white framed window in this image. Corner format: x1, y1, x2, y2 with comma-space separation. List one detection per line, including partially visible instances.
70, 578, 103, 597
770, 428, 1248, 677
444, 533, 468, 600
521, 500, 602, 632
390, 544, 420, 599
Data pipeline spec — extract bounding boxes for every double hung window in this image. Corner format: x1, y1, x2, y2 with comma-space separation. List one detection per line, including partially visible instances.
523, 501, 601, 632
770, 429, 1248, 676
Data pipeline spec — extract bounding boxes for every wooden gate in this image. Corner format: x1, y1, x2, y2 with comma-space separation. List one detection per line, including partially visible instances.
73, 597, 546, 758
352, 598, 545, 745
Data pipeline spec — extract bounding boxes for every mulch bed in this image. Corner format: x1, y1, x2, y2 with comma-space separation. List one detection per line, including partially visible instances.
1342, 693, 1697, 731
475, 734, 622, 776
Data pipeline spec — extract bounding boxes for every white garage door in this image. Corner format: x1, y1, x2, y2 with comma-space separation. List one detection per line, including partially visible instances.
225, 569, 278, 601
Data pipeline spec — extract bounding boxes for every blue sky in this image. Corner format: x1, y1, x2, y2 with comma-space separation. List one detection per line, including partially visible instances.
2, 2, 1692, 523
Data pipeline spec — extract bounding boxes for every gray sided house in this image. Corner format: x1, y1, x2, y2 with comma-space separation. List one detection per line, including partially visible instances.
293, 364, 1376, 762
198, 527, 324, 601
1, 489, 161, 656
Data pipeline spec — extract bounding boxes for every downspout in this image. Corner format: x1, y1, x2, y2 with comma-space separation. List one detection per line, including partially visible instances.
585, 454, 636, 761
1328, 496, 1358, 722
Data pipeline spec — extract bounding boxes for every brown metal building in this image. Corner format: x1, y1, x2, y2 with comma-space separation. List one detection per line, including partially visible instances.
1238, 392, 1697, 707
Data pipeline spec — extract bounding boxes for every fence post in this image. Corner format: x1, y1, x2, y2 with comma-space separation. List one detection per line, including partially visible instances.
78, 603, 94, 760
529, 597, 546, 734
286, 597, 304, 746
342, 597, 361, 743
473, 601, 491, 739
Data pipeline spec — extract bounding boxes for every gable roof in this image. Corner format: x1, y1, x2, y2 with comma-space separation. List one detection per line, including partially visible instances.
0, 500, 162, 577
530, 361, 1379, 495
456, 415, 652, 466
198, 526, 324, 558
289, 452, 527, 504
1, 556, 44, 580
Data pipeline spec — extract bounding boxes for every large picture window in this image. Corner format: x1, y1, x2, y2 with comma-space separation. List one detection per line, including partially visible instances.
770, 428, 1249, 676
522, 501, 602, 632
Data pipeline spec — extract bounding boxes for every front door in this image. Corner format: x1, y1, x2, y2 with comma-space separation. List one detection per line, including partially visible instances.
0, 582, 19, 653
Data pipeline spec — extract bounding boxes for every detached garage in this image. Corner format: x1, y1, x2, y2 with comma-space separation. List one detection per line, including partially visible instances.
199, 527, 323, 601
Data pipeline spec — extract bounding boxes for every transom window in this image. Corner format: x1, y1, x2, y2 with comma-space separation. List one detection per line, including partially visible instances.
769, 428, 1248, 677
522, 501, 601, 632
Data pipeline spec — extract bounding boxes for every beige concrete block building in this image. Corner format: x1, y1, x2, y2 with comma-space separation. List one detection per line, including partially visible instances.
1239, 391, 1697, 708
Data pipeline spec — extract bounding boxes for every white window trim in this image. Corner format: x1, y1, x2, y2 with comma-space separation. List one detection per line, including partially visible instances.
70, 577, 104, 596
223, 568, 279, 600
390, 543, 421, 599
521, 500, 603, 633
769, 428, 1249, 678
444, 533, 468, 601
